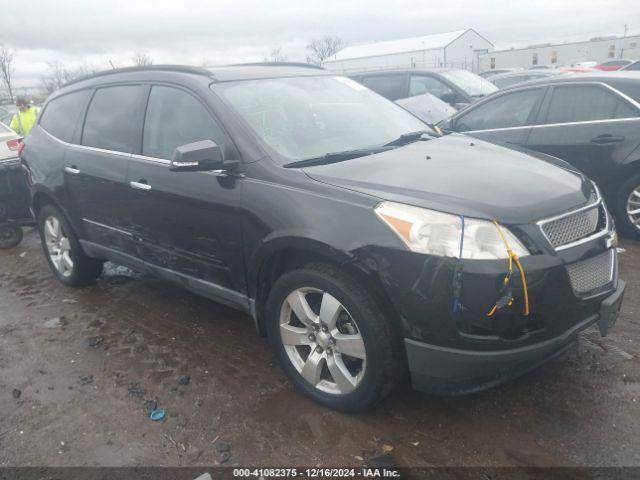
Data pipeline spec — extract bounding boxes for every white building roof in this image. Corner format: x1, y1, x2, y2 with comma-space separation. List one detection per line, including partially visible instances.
326, 30, 469, 62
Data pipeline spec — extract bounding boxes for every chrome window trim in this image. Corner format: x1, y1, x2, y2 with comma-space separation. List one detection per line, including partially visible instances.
40, 126, 131, 158
70, 143, 131, 158
464, 116, 640, 134
461, 81, 640, 134
131, 153, 170, 165
536, 186, 613, 251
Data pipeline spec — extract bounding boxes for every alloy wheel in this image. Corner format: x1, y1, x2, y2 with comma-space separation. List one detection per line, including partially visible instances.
44, 215, 74, 277
279, 287, 366, 395
628, 186, 640, 232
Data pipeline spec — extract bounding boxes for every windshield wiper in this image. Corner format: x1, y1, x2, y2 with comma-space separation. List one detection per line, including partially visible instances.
283, 147, 386, 168
383, 130, 434, 147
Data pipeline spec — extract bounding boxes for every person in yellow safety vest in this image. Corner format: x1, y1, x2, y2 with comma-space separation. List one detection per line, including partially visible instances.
10, 97, 39, 137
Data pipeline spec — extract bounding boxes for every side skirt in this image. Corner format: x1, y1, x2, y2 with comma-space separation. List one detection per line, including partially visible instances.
79, 240, 252, 315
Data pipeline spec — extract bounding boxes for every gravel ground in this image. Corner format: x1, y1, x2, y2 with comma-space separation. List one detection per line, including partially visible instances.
0, 229, 638, 467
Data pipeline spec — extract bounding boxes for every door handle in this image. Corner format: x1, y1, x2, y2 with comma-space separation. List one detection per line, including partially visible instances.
64, 166, 80, 175
590, 134, 625, 145
130, 180, 152, 191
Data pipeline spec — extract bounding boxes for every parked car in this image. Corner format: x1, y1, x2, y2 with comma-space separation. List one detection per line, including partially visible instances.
478, 68, 522, 79
439, 72, 640, 239
22, 64, 624, 411
395, 92, 456, 124
595, 59, 635, 71
488, 70, 564, 89
0, 121, 20, 162
350, 68, 498, 109
620, 60, 640, 71
0, 121, 30, 248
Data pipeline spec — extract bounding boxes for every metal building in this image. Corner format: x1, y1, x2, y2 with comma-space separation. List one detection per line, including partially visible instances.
479, 34, 640, 71
322, 29, 493, 74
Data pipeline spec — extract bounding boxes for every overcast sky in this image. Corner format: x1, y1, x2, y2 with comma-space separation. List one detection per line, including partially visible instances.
2, 0, 639, 88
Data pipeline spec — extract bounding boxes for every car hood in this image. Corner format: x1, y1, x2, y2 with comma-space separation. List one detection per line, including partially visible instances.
302, 134, 593, 225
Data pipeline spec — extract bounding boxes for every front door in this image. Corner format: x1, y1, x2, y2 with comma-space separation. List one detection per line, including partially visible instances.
126, 84, 247, 305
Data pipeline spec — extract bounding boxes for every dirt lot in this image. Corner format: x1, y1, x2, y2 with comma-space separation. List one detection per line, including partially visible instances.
0, 230, 639, 468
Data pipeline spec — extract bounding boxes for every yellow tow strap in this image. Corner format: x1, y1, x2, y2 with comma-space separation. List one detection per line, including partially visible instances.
487, 220, 530, 317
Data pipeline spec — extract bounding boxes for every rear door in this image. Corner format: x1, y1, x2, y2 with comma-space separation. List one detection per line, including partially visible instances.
126, 84, 246, 302
64, 84, 144, 251
525, 83, 640, 194
450, 86, 546, 146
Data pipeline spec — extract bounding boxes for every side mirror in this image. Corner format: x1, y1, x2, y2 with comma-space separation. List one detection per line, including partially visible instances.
440, 93, 460, 105
170, 140, 233, 172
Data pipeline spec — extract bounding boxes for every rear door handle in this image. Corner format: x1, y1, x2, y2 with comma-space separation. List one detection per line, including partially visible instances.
130, 180, 152, 191
590, 134, 625, 145
64, 166, 80, 175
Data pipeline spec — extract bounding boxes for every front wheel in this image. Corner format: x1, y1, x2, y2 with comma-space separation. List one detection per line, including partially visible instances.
266, 263, 404, 412
37, 204, 104, 286
616, 174, 640, 240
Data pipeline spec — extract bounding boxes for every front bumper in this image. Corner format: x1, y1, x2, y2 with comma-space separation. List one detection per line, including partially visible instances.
405, 280, 626, 394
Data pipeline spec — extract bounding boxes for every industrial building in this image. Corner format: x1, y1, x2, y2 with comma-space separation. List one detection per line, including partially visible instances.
479, 34, 640, 71
322, 29, 493, 73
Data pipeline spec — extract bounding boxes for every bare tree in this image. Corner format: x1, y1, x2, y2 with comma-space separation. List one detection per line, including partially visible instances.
265, 47, 287, 63
306, 36, 345, 65
41, 61, 98, 94
0, 45, 16, 103
132, 51, 153, 66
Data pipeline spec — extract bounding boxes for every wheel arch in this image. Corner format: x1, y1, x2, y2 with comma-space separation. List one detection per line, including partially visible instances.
250, 236, 399, 338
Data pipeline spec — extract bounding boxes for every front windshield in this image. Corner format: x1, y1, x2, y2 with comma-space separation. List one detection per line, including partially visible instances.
214, 76, 429, 162
441, 70, 498, 97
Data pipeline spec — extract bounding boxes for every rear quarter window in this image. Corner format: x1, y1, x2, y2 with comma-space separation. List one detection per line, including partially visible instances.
39, 90, 90, 142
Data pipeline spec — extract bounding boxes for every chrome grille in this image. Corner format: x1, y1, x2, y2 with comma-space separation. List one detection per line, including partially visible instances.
566, 249, 615, 295
540, 204, 603, 248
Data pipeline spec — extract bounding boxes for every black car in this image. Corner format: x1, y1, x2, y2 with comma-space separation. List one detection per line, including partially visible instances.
439, 72, 640, 239
350, 68, 498, 109
21, 64, 624, 411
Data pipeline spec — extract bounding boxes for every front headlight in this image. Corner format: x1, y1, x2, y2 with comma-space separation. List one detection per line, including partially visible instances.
375, 201, 529, 259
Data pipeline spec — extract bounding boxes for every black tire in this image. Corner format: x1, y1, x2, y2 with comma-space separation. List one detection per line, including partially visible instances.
37, 204, 104, 286
266, 263, 405, 412
0, 225, 23, 249
616, 174, 640, 240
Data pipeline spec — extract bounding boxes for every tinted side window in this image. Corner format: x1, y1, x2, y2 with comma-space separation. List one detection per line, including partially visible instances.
545, 85, 639, 124
360, 75, 405, 100
142, 86, 225, 160
456, 88, 541, 131
409, 75, 456, 99
40, 90, 89, 142
624, 62, 640, 71
82, 85, 140, 152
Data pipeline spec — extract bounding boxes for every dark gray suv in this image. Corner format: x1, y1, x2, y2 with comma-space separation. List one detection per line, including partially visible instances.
20, 64, 625, 411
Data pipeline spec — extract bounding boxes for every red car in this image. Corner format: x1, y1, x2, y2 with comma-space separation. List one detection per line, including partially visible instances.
595, 59, 635, 71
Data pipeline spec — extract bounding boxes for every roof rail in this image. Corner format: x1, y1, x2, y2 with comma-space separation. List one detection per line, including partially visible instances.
62, 64, 212, 88
230, 62, 325, 70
